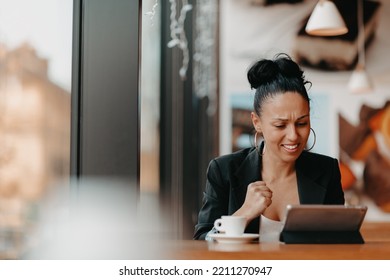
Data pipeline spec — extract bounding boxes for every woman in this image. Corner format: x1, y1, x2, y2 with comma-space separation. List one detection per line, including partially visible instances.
194, 53, 345, 241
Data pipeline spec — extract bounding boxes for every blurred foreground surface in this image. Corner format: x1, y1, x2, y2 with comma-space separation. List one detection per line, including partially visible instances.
1, 178, 173, 259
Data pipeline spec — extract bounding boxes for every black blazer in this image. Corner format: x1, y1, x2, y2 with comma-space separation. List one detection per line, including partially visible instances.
193, 146, 345, 240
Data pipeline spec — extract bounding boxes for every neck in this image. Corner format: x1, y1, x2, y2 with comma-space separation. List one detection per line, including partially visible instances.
261, 153, 296, 182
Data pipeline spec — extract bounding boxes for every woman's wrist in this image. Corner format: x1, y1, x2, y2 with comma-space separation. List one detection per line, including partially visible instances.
233, 209, 253, 226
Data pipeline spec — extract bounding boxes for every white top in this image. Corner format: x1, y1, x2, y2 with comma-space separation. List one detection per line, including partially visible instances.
259, 215, 284, 243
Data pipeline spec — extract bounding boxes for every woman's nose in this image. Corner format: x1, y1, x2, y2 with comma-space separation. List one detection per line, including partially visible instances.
286, 125, 298, 140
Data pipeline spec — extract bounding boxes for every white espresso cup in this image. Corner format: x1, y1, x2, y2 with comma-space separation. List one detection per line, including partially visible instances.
214, 216, 246, 236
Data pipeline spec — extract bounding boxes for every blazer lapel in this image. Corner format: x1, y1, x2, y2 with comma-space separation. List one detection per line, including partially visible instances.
296, 153, 327, 204
232, 148, 262, 233
233, 148, 261, 203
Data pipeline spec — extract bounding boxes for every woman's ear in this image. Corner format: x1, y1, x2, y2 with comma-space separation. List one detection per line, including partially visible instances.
251, 112, 261, 132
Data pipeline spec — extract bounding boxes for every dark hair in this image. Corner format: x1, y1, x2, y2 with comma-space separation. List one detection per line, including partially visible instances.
247, 53, 311, 116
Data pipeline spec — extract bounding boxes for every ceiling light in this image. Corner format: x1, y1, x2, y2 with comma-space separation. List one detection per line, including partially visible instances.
305, 0, 348, 36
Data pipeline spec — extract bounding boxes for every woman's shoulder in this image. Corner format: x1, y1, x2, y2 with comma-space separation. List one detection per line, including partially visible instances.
298, 150, 338, 167
213, 147, 256, 163
209, 147, 257, 172
300, 150, 337, 160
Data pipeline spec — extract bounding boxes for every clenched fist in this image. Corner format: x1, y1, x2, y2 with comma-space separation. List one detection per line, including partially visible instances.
233, 181, 272, 225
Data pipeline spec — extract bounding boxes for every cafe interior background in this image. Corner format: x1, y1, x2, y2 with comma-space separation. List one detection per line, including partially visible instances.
0, 0, 389, 259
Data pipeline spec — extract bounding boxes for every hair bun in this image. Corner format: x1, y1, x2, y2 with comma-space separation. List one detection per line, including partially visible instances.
247, 60, 278, 89
276, 58, 304, 80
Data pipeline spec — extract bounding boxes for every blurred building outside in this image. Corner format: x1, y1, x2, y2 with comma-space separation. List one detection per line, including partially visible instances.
0, 42, 70, 259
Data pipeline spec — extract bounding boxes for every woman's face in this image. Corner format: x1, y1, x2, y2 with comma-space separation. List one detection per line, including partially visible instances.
252, 92, 311, 163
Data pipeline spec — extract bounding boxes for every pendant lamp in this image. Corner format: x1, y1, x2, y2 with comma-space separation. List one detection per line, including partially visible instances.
348, 0, 373, 93
305, 0, 348, 36
348, 64, 372, 93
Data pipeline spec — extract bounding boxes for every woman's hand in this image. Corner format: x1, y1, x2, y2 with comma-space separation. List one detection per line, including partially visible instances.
233, 181, 272, 225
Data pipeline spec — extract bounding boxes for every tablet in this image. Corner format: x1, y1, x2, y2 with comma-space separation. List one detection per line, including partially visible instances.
279, 204, 367, 244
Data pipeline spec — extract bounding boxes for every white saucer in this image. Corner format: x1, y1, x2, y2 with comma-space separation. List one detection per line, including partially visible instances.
209, 233, 259, 244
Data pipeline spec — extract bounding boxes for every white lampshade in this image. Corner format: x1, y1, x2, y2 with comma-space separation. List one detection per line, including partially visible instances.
348, 65, 373, 93
305, 0, 348, 36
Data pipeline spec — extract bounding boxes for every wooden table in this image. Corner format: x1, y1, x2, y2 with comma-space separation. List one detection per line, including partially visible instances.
164, 222, 390, 259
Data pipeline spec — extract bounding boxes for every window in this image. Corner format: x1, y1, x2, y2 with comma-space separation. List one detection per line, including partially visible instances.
0, 0, 73, 259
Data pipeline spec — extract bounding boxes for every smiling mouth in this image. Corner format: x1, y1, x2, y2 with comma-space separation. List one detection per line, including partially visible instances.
282, 144, 299, 151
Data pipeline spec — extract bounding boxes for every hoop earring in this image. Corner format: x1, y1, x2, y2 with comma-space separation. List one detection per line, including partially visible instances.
254, 132, 259, 149
305, 128, 316, 151
254, 132, 265, 156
